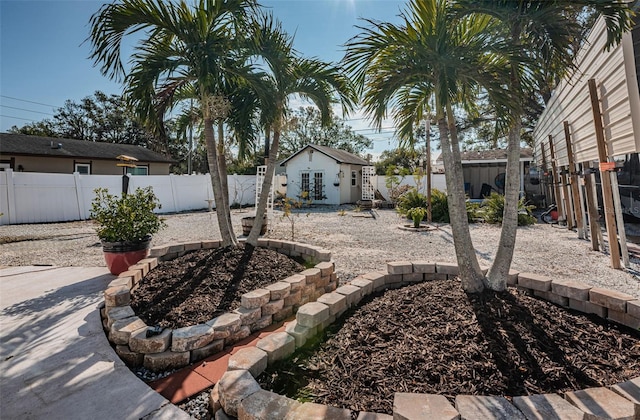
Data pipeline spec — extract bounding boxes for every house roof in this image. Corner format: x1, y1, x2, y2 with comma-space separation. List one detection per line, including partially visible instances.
280, 144, 370, 166
436, 148, 533, 163
0, 133, 174, 163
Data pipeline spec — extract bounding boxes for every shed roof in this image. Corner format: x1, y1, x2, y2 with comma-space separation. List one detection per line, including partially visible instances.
0, 133, 174, 163
436, 148, 533, 163
280, 144, 370, 166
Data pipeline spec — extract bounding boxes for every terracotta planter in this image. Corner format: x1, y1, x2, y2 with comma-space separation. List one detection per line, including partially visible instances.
102, 236, 152, 275
241, 216, 267, 236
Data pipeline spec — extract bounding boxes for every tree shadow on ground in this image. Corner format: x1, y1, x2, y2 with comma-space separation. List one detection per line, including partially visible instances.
468, 289, 601, 395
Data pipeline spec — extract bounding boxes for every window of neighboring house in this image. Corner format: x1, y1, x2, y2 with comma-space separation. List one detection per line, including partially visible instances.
126, 166, 149, 175
0, 162, 11, 171
351, 170, 357, 187
75, 163, 91, 175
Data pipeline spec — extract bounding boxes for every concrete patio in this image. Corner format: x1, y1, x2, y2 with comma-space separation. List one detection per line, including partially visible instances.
0, 266, 190, 419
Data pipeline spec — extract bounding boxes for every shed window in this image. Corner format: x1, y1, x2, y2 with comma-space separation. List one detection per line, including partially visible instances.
351, 171, 357, 187
313, 172, 324, 200
301, 172, 310, 196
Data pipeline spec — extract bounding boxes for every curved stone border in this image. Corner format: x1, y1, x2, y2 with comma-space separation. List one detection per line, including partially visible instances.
100, 238, 336, 372
214, 261, 640, 419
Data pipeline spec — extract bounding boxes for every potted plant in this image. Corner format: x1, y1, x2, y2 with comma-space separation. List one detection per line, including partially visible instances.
91, 186, 166, 275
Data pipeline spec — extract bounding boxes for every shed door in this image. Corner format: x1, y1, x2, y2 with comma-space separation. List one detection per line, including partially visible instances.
300, 171, 325, 201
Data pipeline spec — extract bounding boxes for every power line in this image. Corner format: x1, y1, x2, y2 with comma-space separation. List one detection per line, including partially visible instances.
352, 126, 396, 133
1, 105, 55, 116
0, 114, 37, 122
0, 95, 59, 108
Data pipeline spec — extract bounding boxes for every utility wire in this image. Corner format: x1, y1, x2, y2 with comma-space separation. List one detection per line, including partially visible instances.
0, 105, 55, 116
0, 95, 59, 108
0, 114, 37, 122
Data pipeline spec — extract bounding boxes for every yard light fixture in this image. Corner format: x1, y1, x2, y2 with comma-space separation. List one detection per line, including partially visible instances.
116, 154, 138, 195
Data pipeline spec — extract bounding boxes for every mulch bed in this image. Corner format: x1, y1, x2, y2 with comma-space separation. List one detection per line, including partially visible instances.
259, 279, 640, 415
130, 245, 304, 329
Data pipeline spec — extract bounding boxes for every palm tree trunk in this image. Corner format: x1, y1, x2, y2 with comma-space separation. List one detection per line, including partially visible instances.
438, 98, 485, 293
216, 121, 237, 244
247, 124, 280, 246
203, 117, 236, 247
486, 119, 521, 291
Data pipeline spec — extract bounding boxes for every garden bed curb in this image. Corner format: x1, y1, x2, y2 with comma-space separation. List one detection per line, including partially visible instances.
101, 239, 335, 372
215, 260, 640, 420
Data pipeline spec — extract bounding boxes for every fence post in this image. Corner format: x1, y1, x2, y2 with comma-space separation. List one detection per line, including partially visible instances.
73, 172, 87, 220
169, 173, 179, 213
6, 169, 17, 224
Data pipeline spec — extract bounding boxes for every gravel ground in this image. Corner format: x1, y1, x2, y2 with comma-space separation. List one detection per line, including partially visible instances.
1, 206, 639, 296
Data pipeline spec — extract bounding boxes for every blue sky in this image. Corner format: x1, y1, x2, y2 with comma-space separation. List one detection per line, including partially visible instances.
0, 0, 407, 155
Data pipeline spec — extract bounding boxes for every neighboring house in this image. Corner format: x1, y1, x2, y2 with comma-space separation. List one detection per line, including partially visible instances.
280, 144, 371, 205
436, 148, 535, 199
0, 133, 174, 175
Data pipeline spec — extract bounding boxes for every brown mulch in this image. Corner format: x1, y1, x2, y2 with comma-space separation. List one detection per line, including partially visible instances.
130, 245, 304, 329
259, 279, 640, 415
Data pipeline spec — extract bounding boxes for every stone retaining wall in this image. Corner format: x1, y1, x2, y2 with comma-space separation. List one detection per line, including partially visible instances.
214, 261, 640, 420
101, 239, 336, 372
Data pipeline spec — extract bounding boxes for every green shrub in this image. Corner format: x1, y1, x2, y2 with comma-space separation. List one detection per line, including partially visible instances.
429, 189, 450, 223
398, 188, 477, 224
480, 192, 536, 226
397, 189, 428, 216
90, 187, 166, 243
407, 207, 427, 227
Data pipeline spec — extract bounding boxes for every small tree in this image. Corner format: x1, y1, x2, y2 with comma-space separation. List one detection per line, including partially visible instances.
280, 193, 311, 240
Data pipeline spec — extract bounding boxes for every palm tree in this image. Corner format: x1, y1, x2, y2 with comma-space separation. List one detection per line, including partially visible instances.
344, 0, 513, 292
454, 0, 633, 291
88, 0, 261, 247
245, 13, 356, 247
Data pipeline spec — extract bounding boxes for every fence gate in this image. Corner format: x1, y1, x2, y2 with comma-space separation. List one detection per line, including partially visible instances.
255, 165, 274, 218
361, 166, 375, 201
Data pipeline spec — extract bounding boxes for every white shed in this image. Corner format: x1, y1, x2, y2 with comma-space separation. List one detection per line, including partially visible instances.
280, 144, 371, 205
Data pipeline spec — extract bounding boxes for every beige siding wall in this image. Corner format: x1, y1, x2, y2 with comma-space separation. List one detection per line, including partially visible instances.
0, 155, 170, 175
533, 16, 640, 166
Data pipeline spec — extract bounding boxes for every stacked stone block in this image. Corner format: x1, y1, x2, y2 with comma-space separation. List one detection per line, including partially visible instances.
102, 240, 334, 372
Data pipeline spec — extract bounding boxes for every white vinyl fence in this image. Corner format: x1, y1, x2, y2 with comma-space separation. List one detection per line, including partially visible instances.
0, 170, 446, 225
0, 170, 256, 225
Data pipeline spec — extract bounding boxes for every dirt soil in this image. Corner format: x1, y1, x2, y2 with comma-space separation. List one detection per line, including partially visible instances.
259, 280, 640, 415
131, 245, 304, 329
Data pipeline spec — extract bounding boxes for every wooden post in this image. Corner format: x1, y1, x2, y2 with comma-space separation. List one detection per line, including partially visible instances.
610, 173, 630, 267
588, 78, 621, 268
584, 161, 603, 251
560, 166, 575, 229
540, 142, 552, 207
548, 135, 565, 221
577, 163, 589, 241
564, 121, 585, 238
